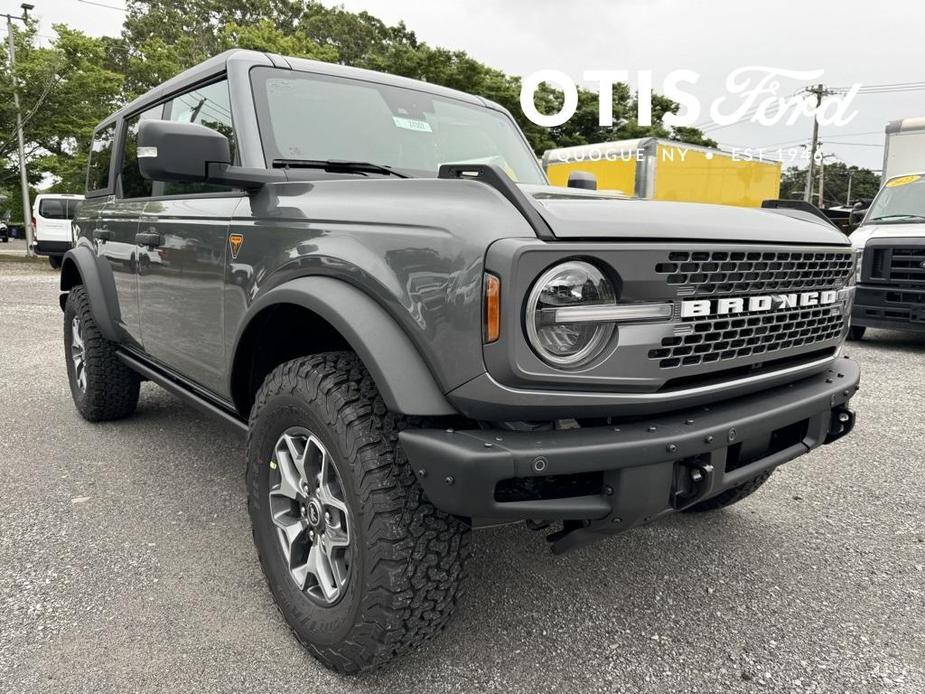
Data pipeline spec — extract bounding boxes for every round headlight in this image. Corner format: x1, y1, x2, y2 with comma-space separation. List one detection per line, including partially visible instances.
525, 260, 616, 367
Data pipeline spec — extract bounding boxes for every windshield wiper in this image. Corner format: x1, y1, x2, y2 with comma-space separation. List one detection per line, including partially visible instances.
869, 214, 925, 223
272, 158, 410, 178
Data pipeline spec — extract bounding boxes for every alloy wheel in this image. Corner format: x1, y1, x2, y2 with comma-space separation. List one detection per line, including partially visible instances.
268, 427, 351, 605
70, 316, 87, 392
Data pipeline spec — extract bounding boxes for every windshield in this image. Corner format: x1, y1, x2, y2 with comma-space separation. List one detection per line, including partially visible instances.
865, 174, 925, 223
38, 198, 81, 220
250, 67, 546, 184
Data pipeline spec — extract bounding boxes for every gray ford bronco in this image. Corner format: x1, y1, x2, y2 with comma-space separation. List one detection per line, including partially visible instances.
60, 49, 860, 673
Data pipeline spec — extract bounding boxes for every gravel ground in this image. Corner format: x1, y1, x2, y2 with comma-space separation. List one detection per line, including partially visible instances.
0, 262, 922, 694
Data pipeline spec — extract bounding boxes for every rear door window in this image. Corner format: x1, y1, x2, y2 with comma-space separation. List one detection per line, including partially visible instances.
38, 199, 81, 219
87, 123, 116, 193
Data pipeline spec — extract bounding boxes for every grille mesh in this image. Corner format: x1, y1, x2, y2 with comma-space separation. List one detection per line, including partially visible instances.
889, 247, 925, 284
655, 250, 854, 295
648, 305, 845, 369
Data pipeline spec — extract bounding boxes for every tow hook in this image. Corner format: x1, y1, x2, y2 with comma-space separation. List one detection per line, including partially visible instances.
672, 458, 715, 508
826, 407, 855, 443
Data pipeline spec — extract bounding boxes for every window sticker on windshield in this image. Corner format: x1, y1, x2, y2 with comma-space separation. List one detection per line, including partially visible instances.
886, 174, 921, 188
393, 116, 432, 133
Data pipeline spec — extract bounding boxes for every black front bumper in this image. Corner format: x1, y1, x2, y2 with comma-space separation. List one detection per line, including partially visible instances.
853, 284, 925, 333
32, 240, 72, 256
400, 357, 859, 552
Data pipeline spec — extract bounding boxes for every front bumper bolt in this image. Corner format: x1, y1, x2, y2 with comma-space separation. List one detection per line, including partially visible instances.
531, 456, 548, 473
666, 443, 678, 453
838, 412, 851, 423
444, 475, 455, 485
603, 485, 614, 496
704, 435, 714, 443
647, 425, 657, 432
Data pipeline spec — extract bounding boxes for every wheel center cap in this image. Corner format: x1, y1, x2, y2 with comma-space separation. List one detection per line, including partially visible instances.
305, 498, 323, 527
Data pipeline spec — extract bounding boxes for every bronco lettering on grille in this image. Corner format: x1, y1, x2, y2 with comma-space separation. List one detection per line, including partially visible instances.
681, 290, 838, 319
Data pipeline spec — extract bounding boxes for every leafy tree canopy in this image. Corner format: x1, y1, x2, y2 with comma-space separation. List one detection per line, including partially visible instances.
780, 162, 881, 207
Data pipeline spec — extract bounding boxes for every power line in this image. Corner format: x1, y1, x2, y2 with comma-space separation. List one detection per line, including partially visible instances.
821, 141, 882, 147
76, 0, 127, 11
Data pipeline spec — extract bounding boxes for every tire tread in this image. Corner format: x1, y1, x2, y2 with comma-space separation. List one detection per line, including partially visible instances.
246, 351, 470, 674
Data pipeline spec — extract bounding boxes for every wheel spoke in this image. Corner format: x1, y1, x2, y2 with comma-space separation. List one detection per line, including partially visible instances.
320, 532, 349, 589
307, 544, 338, 601
273, 434, 305, 500
325, 523, 349, 548
316, 450, 348, 515
272, 512, 307, 562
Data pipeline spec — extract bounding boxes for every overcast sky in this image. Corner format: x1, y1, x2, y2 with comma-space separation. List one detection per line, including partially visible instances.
24, 0, 925, 174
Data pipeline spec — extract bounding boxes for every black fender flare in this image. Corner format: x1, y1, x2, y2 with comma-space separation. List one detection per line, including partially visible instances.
233, 276, 456, 416
59, 245, 121, 342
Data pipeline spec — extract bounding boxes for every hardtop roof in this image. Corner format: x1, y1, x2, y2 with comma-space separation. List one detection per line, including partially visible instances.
93, 49, 495, 133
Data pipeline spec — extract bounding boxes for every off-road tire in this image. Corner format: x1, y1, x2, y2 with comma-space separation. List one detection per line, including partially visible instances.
682, 470, 773, 513
64, 286, 140, 421
848, 325, 866, 341
246, 352, 470, 674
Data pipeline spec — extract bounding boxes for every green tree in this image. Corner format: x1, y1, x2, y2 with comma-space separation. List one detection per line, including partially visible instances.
0, 23, 123, 215
781, 163, 881, 206
121, 0, 716, 153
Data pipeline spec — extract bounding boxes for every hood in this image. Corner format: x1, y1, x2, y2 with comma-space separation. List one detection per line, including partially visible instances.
850, 222, 925, 249
521, 185, 848, 245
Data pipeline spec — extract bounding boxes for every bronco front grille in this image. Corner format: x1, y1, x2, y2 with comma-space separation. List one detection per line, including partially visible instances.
647, 304, 845, 369
654, 250, 854, 295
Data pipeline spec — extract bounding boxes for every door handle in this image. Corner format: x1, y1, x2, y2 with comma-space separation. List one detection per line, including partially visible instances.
92, 228, 112, 242
135, 232, 161, 248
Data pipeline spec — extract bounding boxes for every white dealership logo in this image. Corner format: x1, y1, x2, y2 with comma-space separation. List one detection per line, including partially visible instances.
681, 291, 838, 319
520, 67, 859, 129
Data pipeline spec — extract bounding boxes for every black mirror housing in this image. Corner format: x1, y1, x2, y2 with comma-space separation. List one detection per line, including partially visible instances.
567, 170, 597, 190
137, 120, 231, 183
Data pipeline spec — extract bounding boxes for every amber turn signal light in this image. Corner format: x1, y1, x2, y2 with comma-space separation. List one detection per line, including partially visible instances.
484, 274, 501, 343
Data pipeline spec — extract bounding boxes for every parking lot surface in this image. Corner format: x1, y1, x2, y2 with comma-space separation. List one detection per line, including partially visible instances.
1, 261, 923, 694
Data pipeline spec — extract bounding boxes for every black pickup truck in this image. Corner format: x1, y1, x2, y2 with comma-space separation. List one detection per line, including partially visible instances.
60, 49, 860, 673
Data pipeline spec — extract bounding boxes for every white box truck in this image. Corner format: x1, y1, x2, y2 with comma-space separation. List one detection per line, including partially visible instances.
883, 117, 925, 180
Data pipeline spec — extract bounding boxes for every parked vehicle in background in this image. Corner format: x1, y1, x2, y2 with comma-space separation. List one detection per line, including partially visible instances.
543, 138, 781, 207
60, 49, 859, 674
883, 117, 925, 182
32, 193, 83, 268
849, 172, 925, 340
0, 222, 8, 242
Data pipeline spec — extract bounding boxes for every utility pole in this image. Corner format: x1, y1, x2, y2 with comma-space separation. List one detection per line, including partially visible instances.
3, 3, 35, 255
817, 152, 834, 209
802, 84, 835, 203
846, 167, 855, 205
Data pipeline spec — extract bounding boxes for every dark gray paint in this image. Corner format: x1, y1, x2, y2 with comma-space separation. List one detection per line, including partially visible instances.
64, 49, 852, 422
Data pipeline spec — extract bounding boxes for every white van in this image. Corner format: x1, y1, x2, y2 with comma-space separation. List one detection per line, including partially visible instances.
32, 193, 84, 268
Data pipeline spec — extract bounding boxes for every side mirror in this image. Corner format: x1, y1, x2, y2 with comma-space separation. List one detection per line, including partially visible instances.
138, 120, 231, 183
567, 170, 597, 190
849, 208, 866, 227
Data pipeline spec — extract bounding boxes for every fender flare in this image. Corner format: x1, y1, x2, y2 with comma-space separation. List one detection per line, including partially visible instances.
233, 276, 456, 416
59, 245, 121, 343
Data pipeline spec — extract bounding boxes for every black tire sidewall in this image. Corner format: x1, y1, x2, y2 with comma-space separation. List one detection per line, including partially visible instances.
247, 393, 365, 648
